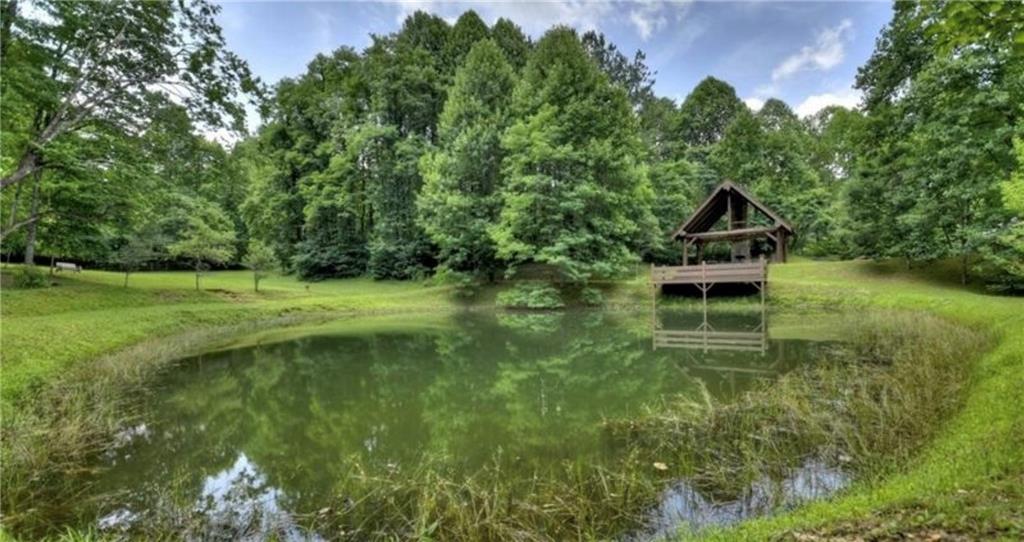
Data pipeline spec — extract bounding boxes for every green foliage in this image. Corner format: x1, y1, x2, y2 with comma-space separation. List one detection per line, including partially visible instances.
579, 286, 604, 307
490, 18, 530, 69
848, 2, 1022, 282
493, 27, 656, 283
582, 30, 655, 107
976, 137, 1024, 292
113, 225, 165, 288
495, 283, 565, 309
418, 39, 516, 279
168, 200, 237, 290
0, 0, 260, 190
712, 106, 828, 251
675, 77, 745, 148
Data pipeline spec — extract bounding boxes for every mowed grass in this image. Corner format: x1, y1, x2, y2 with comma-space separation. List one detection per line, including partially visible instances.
686, 259, 1024, 540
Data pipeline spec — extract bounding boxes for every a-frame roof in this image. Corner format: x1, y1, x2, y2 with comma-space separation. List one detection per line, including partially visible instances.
672, 180, 794, 239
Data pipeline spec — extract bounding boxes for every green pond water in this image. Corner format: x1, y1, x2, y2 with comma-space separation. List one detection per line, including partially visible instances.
80, 309, 842, 539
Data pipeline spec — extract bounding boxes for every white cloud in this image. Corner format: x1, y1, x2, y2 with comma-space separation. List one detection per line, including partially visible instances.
390, 0, 614, 36
743, 97, 765, 112
794, 88, 861, 118
771, 18, 852, 82
628, 1, 691, 41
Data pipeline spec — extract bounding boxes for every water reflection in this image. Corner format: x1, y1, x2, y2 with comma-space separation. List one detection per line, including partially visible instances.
637, 459, 849, 540
653, 308, 767, 354
82, 311, 834, 538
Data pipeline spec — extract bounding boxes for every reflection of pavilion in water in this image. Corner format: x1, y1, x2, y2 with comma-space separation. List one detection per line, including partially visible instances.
652, 310, 767, 355
649, 309, 812, 396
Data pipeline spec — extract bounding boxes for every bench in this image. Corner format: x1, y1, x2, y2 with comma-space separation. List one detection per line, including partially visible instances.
55, 261, 82, 273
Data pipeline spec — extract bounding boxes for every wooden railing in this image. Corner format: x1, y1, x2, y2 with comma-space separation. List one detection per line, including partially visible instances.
650, 259, 766, 286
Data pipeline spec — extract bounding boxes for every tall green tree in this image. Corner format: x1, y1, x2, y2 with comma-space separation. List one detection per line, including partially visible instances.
490, 18, 531, 69
0, 0, 259, 190
493, 28, 656, 282
443, 10, 489, 70
418, 39, 517, 280
675, 77, 745, 149
848, 1, 1022, 282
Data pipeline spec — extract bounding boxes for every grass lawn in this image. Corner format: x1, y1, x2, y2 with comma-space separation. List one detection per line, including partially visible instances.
1, 259, 1021, 540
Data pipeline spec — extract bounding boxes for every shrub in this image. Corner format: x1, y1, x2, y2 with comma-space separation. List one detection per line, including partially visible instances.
495, 283, 564, 309
13, 267, 47, 289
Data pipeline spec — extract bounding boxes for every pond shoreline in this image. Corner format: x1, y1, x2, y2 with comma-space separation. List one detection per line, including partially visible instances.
1, 260, 1021, 540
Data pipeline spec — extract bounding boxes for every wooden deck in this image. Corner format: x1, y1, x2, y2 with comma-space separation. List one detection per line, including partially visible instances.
650, 259, 766, 288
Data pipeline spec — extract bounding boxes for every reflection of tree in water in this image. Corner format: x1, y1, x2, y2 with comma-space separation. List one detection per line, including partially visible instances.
419, 312, 690, 473
88, 311, 829, 537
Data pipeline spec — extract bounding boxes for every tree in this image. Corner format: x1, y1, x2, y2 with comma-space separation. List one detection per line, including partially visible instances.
443, 10, 489, 70
493, 27, 656, 283
675, 77, 745, 148
242, 240, 276, 292
490, 18, 530, 69
169, 200, 236, 291
848, 1, 1021, 280
976, 136, 1024, 292
114, 225, 164, 287
418, 39, 516, 280
582, 30, 655, 108
711, 104, 827, 251
0, 0, 260, 190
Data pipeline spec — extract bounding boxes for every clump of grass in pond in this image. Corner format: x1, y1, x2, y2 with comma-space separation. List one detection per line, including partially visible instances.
111, 450, 669, 541
607, 311, 988, 498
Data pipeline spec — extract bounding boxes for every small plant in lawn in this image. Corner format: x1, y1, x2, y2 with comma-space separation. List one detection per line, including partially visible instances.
13, 266, 48, 289
242, 240, 276, 292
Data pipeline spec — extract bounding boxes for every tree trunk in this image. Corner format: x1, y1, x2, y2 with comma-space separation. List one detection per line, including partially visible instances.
195, 267, 200, 291
22, 171, 41, 265
6, 180, 22, 230
253, 271, 259, 292
124, 271, 130, 288
49, 254, 55, 274
961, 250, 968, 286
2, 150, 39, 190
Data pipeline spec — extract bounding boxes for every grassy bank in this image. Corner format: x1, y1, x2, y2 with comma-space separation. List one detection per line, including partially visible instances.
1, 260, 1021, 540
687, 260, 1024, 540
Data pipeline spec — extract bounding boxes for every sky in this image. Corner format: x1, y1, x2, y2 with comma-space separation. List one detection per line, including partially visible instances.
214, 0, 894, 129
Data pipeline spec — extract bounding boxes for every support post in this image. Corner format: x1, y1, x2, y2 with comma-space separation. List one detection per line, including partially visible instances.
650, 263, 658, 350
701, 261, 708, 323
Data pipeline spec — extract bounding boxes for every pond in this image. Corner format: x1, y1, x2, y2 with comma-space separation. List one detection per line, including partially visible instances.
79, 309, 843, 540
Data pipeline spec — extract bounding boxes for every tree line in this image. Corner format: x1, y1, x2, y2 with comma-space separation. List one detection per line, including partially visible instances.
2, 1, 1021, 290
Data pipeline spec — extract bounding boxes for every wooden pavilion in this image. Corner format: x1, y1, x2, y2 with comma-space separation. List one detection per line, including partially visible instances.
673, 180, 794, 265
650, 181, 794, 299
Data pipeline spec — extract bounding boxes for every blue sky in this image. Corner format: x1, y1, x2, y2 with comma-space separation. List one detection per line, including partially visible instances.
215, 1, 893, 126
